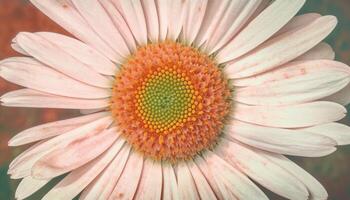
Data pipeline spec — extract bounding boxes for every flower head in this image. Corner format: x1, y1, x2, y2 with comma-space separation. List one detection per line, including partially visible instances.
1, 0, 350, 199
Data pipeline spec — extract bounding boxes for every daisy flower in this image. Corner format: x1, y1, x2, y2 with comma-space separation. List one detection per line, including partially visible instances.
2, 0, 350, 199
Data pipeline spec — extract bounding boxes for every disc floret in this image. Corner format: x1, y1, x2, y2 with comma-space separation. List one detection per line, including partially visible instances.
111, 41, 231, 161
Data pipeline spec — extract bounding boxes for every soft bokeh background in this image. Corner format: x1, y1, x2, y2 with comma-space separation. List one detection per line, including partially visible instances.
0, 0, 350, 199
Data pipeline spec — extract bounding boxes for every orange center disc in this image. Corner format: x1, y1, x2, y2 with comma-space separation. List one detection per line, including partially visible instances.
111, 41, 231, 161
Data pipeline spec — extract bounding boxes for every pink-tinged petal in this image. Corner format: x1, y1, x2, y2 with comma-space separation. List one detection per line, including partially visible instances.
15, 32, 112, 88
80, 144, 131, 200
166, 0, 187, 41
42, 138, 125, 200
206, 0, 261, 54
225, 120, 337, 157
155, 0, 169, 41
134, 159, 162, 200
224, 16, 337, 78
8, 117, 112, 179
108, 151, 144, 200
114, 0, 148, 46
182, 0, 207, 45
295, 43, 335, 61
141, 0, 159, 43
234, 62, 350, 105
217, 140, 309, 200
258, 151, 328, 200
275, 13, 321, 36
234, 101, 346, 128
72, 0, 130, 58
203, 151, 268, 200
32, 127, 118, 179
194, 0, 230, 47
9, 112, 108, 146
9, 142, 51, 179
303, 123, 350, 145
233, 60, 350, 87
217, 0, 305, 63
37, 32, 117, 76
99, 0, 137, 52
29, 0, 120, 63
248, 0, 271, 21
0, 57, 111, 99
323, 83, 350, 105
176, 162, 200, 200
11, 38, 29, 56
186, 160, 217, 200
15, 176, 50, 200
0, 89, 109, 109
194, 156, 226, 200
162, 162, 180, 200
9, 141, 46, 171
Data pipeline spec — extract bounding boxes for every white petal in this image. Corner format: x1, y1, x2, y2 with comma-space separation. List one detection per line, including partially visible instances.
166, 0, 187, 40
194, 0, 230, 47
72, 0, 130, 58
9, 112, 109, 146
15, 32, 112, 88
156, 0, 169, 41
176, 162, 200, 200
295, 43, 335, 61
115, 0, 148, 46
206, 0, 261, 54
99, 0, 137, 52
8, 117, 113, 179
225, 120, 337, 157
234, 61, 350, 105
232, 60, 350, 87
1, 89, 109, 109
275, 13, 321, 36
217, 0, 305, 63
134, 159, 162, 200
42, 138, 125, 200
162, 162, 180, 200
32, 127, 118, 179
37, 32, 117, 76
194, 156, 226, 200
29, 0, 120, 62
202, 151, 268, 200
108, 151, 144, 200
0, 57, 111, 99
248, 0, 271, 21
79, 144, 131, 200
217, 140, 309, 200
303, 123, 350, 145
15, 176, 50, 200
9, 141, 46, 172
323, 83, 350, 105
186, 160, 221, 200
11, 38, 29, 56
141, 0, 159, 43
224, 16, 337, 78
234, 101, 346, 128
258, 151, 328, 200
182, 0, 207, 45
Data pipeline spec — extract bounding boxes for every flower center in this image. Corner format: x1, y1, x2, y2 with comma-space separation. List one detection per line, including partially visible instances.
111, 41, 231, 161
136, 69, 199, 133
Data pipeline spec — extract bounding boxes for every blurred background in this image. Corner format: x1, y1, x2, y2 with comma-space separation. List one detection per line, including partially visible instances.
0, 0, 350, 199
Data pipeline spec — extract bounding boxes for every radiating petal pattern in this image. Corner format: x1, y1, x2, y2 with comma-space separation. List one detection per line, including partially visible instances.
2, 1, 349, 199
225, 120, 337, 157
224, 15, 337, 79
217, 0, 306, 63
